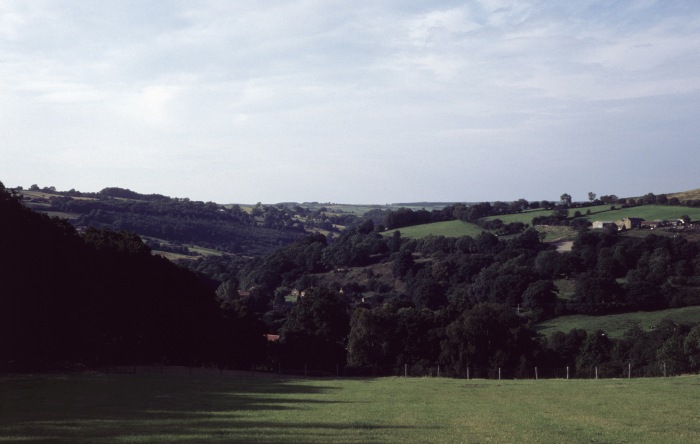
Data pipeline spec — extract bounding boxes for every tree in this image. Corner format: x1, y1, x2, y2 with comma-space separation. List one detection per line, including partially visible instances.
388, 230, 402, 253
347, 307, 398, 372
409, 272, 447, 310
588, 192, 596, 202
683, 325, 700, 371
572, 272, 626, 314
442, 304, 539, 378
522, 280, 558, 320
560, 193, 572, 205
215, 279, 240, 309
279, 287, 350, 370
576, 330, 613, 377
392, 249, 415, 279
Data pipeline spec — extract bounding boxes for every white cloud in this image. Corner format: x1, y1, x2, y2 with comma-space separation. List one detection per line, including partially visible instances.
2, 1, 700, 203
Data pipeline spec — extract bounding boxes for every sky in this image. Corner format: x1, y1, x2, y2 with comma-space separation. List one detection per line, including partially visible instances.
2, 0, 700, 204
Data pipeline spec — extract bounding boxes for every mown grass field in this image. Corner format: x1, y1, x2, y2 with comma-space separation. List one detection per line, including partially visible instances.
482, 208, 552, 224
1, 373, 698, 443
383, 220, 485, 239
536, 306, 700, 339
383, 221, 578, 244
581, 204, 700, 223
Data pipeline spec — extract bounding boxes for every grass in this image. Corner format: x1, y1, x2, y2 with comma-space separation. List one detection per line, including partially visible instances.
536, 306, 700, 339
482, 209, 552, 224
380, 202, 700, 242
383, 220, 485, 239
1, 373, 699, 443
535, 226, 578, 243
479, 204, 700, 226
554, 279, 576, 300
382, 220, 578, 245
664, 188, 700, 202
581, 204, 700, 223
183, 244, 224, 257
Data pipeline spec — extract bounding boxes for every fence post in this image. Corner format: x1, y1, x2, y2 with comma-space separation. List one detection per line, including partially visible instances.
663, 362, 667, 377
535, 367, 538, 380
404, 363, 408, 378
566, 366, 569, 380
498, 367, 501, 380
628, 363, 631, 379
595, 366, 598, 379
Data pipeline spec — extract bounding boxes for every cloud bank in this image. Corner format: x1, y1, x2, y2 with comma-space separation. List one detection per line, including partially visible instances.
2, 1, 700, 203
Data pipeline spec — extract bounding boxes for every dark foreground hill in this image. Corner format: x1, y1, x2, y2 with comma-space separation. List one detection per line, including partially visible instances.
0, 182, 268, 371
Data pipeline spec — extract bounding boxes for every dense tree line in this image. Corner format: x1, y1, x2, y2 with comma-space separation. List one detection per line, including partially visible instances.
225, 216, 700, 376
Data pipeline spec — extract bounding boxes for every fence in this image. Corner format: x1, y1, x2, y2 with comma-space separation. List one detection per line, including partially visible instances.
103, 361, 690, 380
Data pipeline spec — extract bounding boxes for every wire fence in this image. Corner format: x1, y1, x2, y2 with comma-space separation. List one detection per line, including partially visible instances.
102, 361, 692, 380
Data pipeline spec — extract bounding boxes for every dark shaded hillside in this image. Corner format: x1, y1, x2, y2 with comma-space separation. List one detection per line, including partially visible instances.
0, 183, 230, 371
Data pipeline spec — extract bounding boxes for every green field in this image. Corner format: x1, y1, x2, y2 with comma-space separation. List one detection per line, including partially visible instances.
482, 208, 552, 224
581, 204, 700, 222
383, 220, 485, 239
1, 373, 698, 443
379, 203, 700, 242
383, 221, 578, 244
480, 204, 700, 226
536, 306, 700, 339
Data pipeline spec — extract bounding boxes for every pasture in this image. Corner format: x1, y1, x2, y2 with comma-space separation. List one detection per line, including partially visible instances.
1, 373, 698, 443
383, 220, 485, 239
536, 306, 700, 339
582, 204, 700, 223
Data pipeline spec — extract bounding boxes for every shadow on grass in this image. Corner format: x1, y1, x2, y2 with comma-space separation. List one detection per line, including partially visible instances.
0, 374, 426, 443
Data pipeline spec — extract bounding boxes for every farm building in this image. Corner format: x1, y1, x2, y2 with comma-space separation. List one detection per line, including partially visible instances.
592, 220, 617, 230
617, 217, 643, 230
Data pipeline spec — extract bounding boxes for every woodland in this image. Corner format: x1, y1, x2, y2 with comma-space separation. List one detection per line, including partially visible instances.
2, 182, 700, 378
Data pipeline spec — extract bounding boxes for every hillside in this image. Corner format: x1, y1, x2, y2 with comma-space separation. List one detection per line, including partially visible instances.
0, 184, 231, 371
659, 188, 700, 202
5, 180, 700, 378
19, 187, 308, 257
580, 204, 700, 223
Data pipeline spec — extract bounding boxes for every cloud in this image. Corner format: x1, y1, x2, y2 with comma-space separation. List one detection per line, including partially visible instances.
2, 1, 700, 203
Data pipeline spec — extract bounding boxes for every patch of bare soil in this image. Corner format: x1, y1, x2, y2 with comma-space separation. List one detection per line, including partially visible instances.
553, 241, 574, 252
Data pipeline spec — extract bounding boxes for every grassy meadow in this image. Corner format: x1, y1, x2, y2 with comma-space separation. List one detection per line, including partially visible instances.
383, 220, 485, 239
580, 204, 700, 223
1, 373, 698, 443
536, 306, 700, 339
